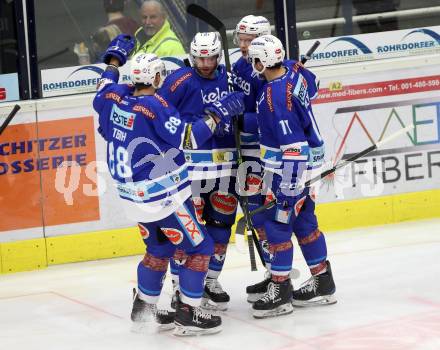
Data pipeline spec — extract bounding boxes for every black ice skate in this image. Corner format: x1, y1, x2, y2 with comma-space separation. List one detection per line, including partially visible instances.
201, 277, 230, 311
252, 279, 293, 319
174, 299, 222, 336
291, 261, 337, 307
131, 288, 175, 331
246, 271, 271, 303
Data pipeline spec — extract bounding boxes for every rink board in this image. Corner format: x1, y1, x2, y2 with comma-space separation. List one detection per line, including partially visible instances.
1, 53, 440, 274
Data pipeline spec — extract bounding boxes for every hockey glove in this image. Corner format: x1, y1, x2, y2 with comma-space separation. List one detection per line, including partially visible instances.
204, 91, 245, 121
102, 34, 135, 66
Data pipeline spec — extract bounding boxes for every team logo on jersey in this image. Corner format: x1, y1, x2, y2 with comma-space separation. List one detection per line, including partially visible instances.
138, 223, 150, 239
175, 209, 204, 246
283, 147, 302, 158
293, 74, 310, 108
210, 192, 238, 215
244, 174, 262, 195
201, 87, 228, 104
111, 104, 135, 130
233, 75, 251, 95
192, 197, 205, 224
162, 228, 184, 245
309, 146, 324, 165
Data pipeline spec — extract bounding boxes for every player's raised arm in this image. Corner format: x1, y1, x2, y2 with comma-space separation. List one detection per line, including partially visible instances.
93, 34, 135, 113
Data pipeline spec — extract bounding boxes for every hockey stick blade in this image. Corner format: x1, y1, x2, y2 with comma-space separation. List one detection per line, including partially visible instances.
0, 104, 20, 136
301, 40, 320, 64
183, 58, 191, 67
235, 124, 415, 233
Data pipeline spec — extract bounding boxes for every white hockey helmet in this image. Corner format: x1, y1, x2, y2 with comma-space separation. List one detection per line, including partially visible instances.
130, 52, 166, 89
233, 15, 271, 45
189, 32, 222, 65
248, 34, 285, 75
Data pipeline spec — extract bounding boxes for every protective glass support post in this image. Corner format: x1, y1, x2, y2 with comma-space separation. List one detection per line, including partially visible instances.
25, 0, 41, 99
274, 0, 299, 60
13, 0, 31, 100
342, 0, 353, 35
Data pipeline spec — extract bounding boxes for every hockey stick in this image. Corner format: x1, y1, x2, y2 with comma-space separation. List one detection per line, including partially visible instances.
187, 3, 258, 270
235, 124, 415, 235
301, 41, 320, 64
0, 104, 20, 136
183, 58, 191, 67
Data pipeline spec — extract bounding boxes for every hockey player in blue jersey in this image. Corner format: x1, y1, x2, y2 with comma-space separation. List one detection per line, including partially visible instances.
244, 35, 336, 318
93, 34, 244, 334
159, 32, 239, 311
233, 16, 326, 304
232, 15, 271, 114
231, 15, 273, 301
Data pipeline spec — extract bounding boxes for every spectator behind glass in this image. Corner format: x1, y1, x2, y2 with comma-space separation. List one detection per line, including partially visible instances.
103, 0, 138, 37
74, 0, 138, 64
131, 0, 185, 57
353, 0, 400, 33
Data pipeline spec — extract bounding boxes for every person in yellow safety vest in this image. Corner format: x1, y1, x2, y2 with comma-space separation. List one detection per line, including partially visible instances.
132, 0, 185, 57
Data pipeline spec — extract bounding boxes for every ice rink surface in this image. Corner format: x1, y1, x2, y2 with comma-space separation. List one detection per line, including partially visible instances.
1, 219, 440, 350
